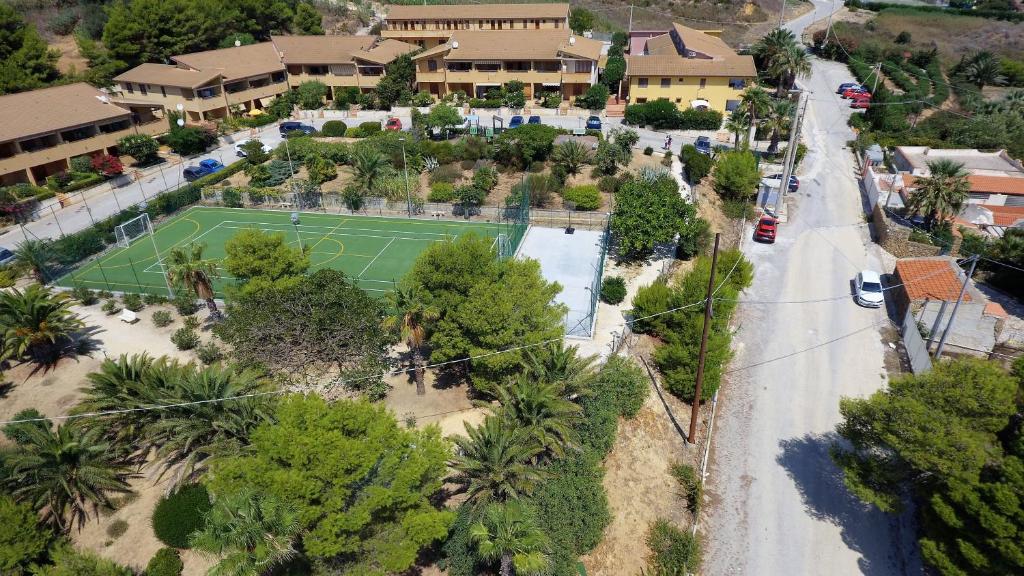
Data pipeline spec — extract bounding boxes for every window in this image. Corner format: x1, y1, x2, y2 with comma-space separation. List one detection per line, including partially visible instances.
728, 78, 746, 89
699, 78, 706, 88
124, 82, 134, 93
475, 62, 500, 72
535, 19, 540, 29
272, 72, 286, 83
675, 98, 682, 103
660, 78, 670, 88
638, 78, 648, 88
428, 59, 438, 72
160, 86, 166, 97
636, 97, 647, 103
726, 99, 740, 111
140, 84, 148, 95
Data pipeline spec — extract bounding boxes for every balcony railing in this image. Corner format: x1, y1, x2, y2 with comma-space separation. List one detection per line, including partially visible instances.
0, 121, 166, 177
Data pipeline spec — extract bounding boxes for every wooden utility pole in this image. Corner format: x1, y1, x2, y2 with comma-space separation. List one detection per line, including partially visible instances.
689, 233, 721, 443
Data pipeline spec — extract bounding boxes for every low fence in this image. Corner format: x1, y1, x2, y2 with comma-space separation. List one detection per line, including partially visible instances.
899, 308, 933, 374
563, 223, 610, 339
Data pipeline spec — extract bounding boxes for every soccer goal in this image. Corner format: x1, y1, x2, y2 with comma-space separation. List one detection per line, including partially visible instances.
114, 213, 153, 248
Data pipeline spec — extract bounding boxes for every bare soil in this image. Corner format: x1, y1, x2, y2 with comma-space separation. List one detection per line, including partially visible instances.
50, 34, 89, 75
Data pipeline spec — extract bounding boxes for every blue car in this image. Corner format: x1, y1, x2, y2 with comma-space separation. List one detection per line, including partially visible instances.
279, 121, 315, 137
695, 136, 712, 155
527, 115, 541, 125
183, 159, 225, 182
509, 115, 524, 129
585, 116, 602, 130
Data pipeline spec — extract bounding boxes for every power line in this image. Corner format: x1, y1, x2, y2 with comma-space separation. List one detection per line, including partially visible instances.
725, 318, 887, 374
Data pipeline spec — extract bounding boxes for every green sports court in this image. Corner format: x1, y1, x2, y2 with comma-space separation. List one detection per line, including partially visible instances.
56, 206, 520, 297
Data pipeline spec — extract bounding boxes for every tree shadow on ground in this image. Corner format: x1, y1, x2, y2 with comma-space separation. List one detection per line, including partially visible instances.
776, 433, 923, 576
22, 326, 105, 378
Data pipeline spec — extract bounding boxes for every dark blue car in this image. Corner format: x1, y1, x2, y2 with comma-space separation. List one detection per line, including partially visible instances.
585, 116, 602, 130
527, 116, 541, 125
509, 115, 524, 129
279, 121, 315, 137
695, 136, 712, 155
183, 159, 225, 182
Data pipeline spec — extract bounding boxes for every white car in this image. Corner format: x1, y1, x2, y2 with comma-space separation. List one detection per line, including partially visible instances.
234, 139, 271, 157
854, 270, 884, 308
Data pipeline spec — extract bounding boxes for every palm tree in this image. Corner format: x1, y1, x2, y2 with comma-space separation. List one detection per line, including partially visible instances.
906, 159, 971, 229
2, 421, 134, 532
450, 415, 545, 506
724, 109, 750, 150
739, 87, 772, 148
777, 43, 812, 95
14, 239, 53, 283
0, 285, 84, 363
492, 377, 582, 459
551, 140, 592, 176
753, 29, 803, 94
383, 285, 439, 395
764, 99, 795, 154
520, 341, 596, 399
190, 490, 302, 576
469, 500, 550, 576
963, 51, 1006, 90
76, 353, 168, 450
144, 363, 273, 486
352, 146, 387, 192
167, 243, 220, 318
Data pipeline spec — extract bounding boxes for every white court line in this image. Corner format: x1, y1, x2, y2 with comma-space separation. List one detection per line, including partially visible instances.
214, 223, 439, 244
358, 237, 396, 278
143, 220, 227, 275
217, 219, 457, 238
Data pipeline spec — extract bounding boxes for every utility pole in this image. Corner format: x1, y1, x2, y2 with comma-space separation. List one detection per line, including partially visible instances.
934, 256, 979, 359
778, 90, 806, 198
628, 4, 634, 33
778, 0, 787, 28
871, 63, 882, 95
926, 299, 948, 351
689, 233, 720, 444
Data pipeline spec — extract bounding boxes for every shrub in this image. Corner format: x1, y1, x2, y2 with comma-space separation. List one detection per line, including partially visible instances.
359, 121, 382, 135
72, 286, 98, 305
528, 160, 545, 173
196, 342, 223, 365
106, 519, 129, 539
51, 228, 106, 265
221, 187, 242, 208
97, 290, 113, 299
320, 120, 347, 137
647, 519, 701, 573
101, 299, 121, 315
600, 276, 627, 304
493, 124, 558, 168
460, 159, 476, 170
563, 184, 601, 211
533, 452, 611, 573
171, 327, 200, 351
509, 173, 560, 208
429, 164, 462, 185
121, 292, 143, 312
48, 8, 80, 35
712, 151, 760, 200
429, 182, 456, 202
183, 315, 201, 331
677, 216, 711, 260
165, 126, 217, 156
681, 146, 714, 182
722, 199, 757, 220
671, 462, 702, 514
173, 294, 199, 316
472, 165, 498, 191
597, 175, 620, 194
143, 293, 168, 305
576, 83, 610, 110
145, 548, 183, 576
152, 310, 173, 327
644, 146, 654, 155
70, 155, 94, 173
677, 108, 723, 130
151, 484, 211, 549
297, 81, 329, 109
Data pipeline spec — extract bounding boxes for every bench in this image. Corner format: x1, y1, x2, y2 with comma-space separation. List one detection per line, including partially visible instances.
118, 309, 139, 324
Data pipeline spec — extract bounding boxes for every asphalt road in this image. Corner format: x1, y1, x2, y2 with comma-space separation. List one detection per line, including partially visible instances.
702, 4, 925, 574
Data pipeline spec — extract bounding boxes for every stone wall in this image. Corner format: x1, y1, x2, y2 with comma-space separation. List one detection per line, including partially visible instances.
871, 203, 944, 258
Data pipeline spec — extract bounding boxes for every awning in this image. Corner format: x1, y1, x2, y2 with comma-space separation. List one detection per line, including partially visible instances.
542, 82, 561, 87
690, 99, 710, 110
475, 83, 500, 87
258, 97, 275, 106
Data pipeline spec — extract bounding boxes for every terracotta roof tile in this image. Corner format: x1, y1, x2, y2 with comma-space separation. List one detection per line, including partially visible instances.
0, 83, 131, 143
895, 258, 970, 302
984, 302, 1008, 318
415, 29, 601, 62
114, 63, 222, 89
903, 173, 1024, 195
353, 39, 420, 64
385, 3, 569, 20
171, 42, 284, 82
271, 35, 375, 64
626, 23, 755, 78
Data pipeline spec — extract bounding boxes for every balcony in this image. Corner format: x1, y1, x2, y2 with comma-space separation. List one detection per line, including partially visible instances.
561, 72, 593, 84
287, 72, 359, 87
416, 71, 446, 84
0, 121, 166, 178
444, 70, 563, 85
225, 82, 289, 106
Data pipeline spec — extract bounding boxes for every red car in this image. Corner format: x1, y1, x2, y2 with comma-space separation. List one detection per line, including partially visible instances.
385, 117, 402, 131
850, 95, 871, 109
753, 216, 778, 243
842, 87, 871, 99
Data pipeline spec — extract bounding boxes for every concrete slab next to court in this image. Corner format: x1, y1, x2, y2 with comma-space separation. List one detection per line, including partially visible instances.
518, 226, 604, 338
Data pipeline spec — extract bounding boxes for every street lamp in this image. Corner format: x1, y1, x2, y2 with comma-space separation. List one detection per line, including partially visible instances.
290, 212, 302, 248
399, 137, 412, 218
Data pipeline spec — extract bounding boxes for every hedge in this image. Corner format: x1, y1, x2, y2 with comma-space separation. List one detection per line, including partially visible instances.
151, 484, 211, 549
320, 120, 348, 137
563, 185, 601, 211
624, 100, 723, 130
144, 548, 183, 576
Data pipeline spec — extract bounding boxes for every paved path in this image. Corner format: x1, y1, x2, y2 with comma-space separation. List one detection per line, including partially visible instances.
703, 2, 924, 573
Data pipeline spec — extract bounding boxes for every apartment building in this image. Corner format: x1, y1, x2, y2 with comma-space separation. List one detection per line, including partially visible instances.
413, 29, 601, 101
0, 83, 165, 186
113, 42, 289, 122
625, 23, 756, 113
381, 3, 570, 48
272, 35, 419, 97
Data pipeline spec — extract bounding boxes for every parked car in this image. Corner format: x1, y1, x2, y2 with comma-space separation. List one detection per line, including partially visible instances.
842, 87, 870, 99
0, 248, 16, 266
753, 216, 778, 243
527, 115, 542, 125
765, 173, 799, 192
695, 136, 713, 155
509, 115, 524, 129
279, 121, 315, 136
850, 95, 871, 109
234, 139, 271, 157
385, 117, 402, 131
585, 116, 602, 130
183, 159, 225, 182
836, 82, 866, 94
854, 270, 885, 308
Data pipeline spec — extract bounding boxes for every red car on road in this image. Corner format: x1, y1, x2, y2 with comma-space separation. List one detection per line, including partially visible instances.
753, 216, 778, 243
850, 95, 871, 109
385, 117, 402, 131
842, 87, 871, 99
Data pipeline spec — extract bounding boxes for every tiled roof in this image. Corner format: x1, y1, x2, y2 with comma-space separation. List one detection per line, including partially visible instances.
902, 173, 1024, 195
895, 258, 971, 302
271, 35, 375, 64
385, 3, 569, 20
626, 54, 755, 77
986, 205, 1024, 226
0, 83, 131, 143
172, 42, 284, 82
114, 63, 222, 89
670, 22, 733, 58
414, 29, 601, 62
353, 39, 420, 64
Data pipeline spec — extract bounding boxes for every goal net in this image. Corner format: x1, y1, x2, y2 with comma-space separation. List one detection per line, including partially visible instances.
114, 213, 153, 248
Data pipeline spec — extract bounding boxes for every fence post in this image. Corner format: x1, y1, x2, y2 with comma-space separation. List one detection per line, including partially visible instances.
49, 205, 66, 237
